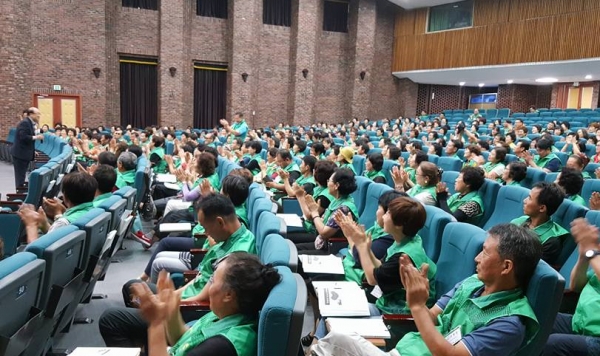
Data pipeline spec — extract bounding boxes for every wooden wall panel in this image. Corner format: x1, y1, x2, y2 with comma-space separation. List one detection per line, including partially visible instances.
393, 0, 600, 72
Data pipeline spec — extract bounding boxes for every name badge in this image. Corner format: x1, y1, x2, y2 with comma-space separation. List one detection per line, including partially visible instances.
445, 326, 462, 345
370, 285, 383, 299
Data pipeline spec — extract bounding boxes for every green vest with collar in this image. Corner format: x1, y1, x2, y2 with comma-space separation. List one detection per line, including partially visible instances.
115, 169, 135, 189
572, 270, 600, 336
150, 147, 167, 174
447, 191, 484, 225
511, 215, 569, 244
364, 169, 386, 183
64, 202, 95, 223
92, 193, 113, 208
408, 184, 437, 202
534, 153, 560, 170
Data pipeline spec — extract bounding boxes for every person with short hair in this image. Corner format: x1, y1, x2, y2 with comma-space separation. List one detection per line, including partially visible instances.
115, 151, 137, 189
149, 135, 168, 174
436, 167, 485, 225
310, 223, 542, 356
524, 137, 561, 172
566, 154, 591, 179
463, 144, 484, 167
393, 162, 440, 206
220, 112, 249, 142
363, 152, 386, 184
293, 140, 307, 158
482, 147, 506, 182
239, 141, 263, 176
557, 168, 586, 206
445, 139, 462, 158
92, 164, 118, 207
502, 161, 527, 186
511, 182, 568, 265
265, 149, 301, 199
282, 155, 316, 197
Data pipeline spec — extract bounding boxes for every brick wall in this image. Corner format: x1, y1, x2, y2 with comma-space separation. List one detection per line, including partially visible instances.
0, 0, 404, 137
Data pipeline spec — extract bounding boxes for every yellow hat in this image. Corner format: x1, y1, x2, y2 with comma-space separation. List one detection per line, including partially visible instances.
339, 147, 354, 164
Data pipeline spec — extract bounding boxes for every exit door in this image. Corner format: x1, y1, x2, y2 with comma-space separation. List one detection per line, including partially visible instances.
32, 94, 82, 128
556, 84, 594, 110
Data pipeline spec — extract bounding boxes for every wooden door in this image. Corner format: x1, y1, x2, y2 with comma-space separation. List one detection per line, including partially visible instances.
32, 94, 82, 128
556, 84, 595, 109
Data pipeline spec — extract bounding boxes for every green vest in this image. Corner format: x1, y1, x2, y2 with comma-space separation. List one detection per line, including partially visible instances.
322, 196, 359, 228
249, 154, 263, 176
569, 194, 587, 207
235, 203, 249, 228
303, 186, 336, 233
169, 311, 257, 356
534, 153, 560, 170
270, 163, 301, 194
396, 275, 539, 356
405, 167, 416, 184
583, 171, 591, 180
151, 147, 168, 174
295, 174, 316, 188
447, 191, 484, 225
506, 180, 522, 187
339, 163, 357, 174
572, 270, 600, 336
376, 235, 437, 314
343, 223, 388, 285
364, 170, 386, 183
265, 162, 277, 177
463, 159, 477, 168
181, 225, 256, 299
230, 120, 249, 141
92, 192, 113, 208
408, 185, 437, 202
482, 162, 505, 183
115, 169, 135, 189
511, 216, 569, 244
64, 202, 95, 223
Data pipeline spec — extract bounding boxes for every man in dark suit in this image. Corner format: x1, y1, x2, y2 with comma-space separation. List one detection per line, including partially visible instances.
11, 107, 44, 188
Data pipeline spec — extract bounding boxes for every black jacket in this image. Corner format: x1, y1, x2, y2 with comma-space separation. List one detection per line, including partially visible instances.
11, 117, 36, 161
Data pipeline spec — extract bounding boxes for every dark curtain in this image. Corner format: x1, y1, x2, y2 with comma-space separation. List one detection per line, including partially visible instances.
197, 0, 227, 18
194, 68, 227, 129
323, 1, 349, 33
120, 61, 158, 129
122, 0, 158, 10
263, 0, 291, 27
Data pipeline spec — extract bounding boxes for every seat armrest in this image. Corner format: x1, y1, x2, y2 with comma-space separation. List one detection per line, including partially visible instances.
6, 193, 26, 201
0, 201, 23, 211
328, 237, 347, 243
179, 300, 210, 312
190, 249, 208, 270
560, 289, 581, 314
183, 270, 199, 284
16, 187, 28, 193
382, 314, 415, 325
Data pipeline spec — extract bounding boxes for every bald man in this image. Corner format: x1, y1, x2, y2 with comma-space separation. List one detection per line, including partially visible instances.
11, 107, 44, 188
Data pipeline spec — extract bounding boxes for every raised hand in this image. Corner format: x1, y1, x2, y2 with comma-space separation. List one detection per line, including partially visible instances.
305, 195, 320, 215
571, 218, 600, 256
399, 254, 430, 310
590, 191, 600, 211
436, 182, 448, 194
200, 179, 213, 196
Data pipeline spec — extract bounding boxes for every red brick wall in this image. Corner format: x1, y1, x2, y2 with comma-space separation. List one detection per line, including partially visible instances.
0, 0, 404, 137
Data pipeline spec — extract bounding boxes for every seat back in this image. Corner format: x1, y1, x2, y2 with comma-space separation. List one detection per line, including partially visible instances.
71, 209, 112, 271
260, 234, 298, 272
351, 176, 372, 217
437, 157, 462, 172
97, 196, 128, 232
250, 198, 275, 237
434, 223, 486, 299
256, 212, 284, 252
358, 183, 392, 228
477, 179, 501, 228
581, 179, 600, 208
441, 171, 459, 195
0, 213, 25, 257
552, 199, 588, 267
352, 155, 366, 176
381, 160, 398, 187
516, 260, 565, 356
522, 168, 547, 189
257, 266, 306, 356
0, 252, 45, 355
483, 185, 530, 230
419, 205, 455, 263
247, 187, 266, 221
545, 172, 559, 183
114, 186, 137, 211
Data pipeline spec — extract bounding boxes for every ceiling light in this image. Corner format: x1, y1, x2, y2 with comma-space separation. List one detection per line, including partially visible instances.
535, 77, 558, 83
507, 79, 514, 84
459, 82, 465, 86
478, 83, 485, 87
585, 75, 593, 80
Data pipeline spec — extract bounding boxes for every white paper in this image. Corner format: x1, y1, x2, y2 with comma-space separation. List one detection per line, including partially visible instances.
159, 222, 192, 233
156, 174, 177, 183
326, 317, 391, 339
69, 348, 140, 356
299, 254, 344, 274
312, 281, 370, 317
164, 182, 181, 191
277, 213, 303, 227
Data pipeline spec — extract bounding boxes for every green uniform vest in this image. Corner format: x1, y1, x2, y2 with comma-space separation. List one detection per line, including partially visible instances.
405, 167, 416, 184
511, 216, 569, 244
364, 170, 386, 183
463, 159, 477, 168
569, 194, 587, 207
447, 191, 484, 225
248, 154, 263, 176
295, 152, 305, 158
169, 311, 257, 356
343, 223, 387, 285
506, 180, 522, 186
534, 153, 560, 170
321, 196, 359, 228
270, 163, 300, 194
295, 174, 316, 188
64, 202, 94, 223
376, 235, 437, 314
151, 147, 168, 174
235, 203, 249, 228
115, 169, 135, 189
303, 186, 335, 233
181, 225, 256, 299
265, 162, 277, 177
230, 120, 249, 141
408, 185, 437, 202
396, 275, 539, 356
482, 162, 505, 183
92, 192, 113, 208
339, 163, 357, 174
572, 270, 600, 336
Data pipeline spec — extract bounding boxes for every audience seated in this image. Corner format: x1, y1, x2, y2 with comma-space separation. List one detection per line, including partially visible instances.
364, 152, 387, 184
557, 168, 586, 207
92, 164, 118, 207
436, 166, 485, 225
115, 151, 137, 189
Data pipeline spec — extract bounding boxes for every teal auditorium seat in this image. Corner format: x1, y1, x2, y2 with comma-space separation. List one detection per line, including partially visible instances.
256, 212, 285, 252
521, 168, 547, 189
437, 157, 462, 172
419, 205, 454, 263
0, 252, 46, 356
114, 186, 137, 212
517, 260, 564, 356
427, 154, 439, 164
381, 159, 398, 188
434, 222, 486, 299
545, 172, 559, 183
247, 186, 266, 220
478, 179, 501, 228
581, 179, 600, 208
440, 171, 458, 195
250, 198, 275, 237
257, 266, 306, 356
352, 155, 365, 176
358, 183, 392, 228
552, 200, 588, 267
24, 226, 87, 356
260, 234, 298, 272
483, 185, 530, 230
351, 176, 372, 217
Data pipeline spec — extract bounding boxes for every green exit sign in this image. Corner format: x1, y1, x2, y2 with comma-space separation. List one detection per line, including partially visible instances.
53, 85, 61, 91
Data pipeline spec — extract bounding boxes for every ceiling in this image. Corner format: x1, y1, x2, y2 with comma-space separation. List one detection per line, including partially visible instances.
392, 58, 600, 87
387, 0, 464, 9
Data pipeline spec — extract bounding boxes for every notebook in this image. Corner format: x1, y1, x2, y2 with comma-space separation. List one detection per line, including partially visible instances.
277, 213, 303, 227
299, 254, 344, 274
326, 317, 391, 339
156, 174, 177, 183
312, 281, 370, 317
69, 348, 141, 356
159, 222, 192, 233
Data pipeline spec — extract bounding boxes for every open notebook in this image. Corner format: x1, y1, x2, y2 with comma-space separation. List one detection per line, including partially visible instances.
312, 281, 370, 317
326, 317, 391, 339
69, 348, 140, 356
299, 254, 344, 274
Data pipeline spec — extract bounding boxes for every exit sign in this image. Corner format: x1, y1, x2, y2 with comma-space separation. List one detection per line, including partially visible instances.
53, 85, 61, 91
